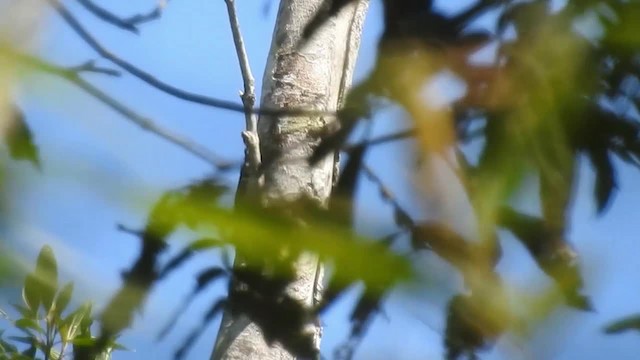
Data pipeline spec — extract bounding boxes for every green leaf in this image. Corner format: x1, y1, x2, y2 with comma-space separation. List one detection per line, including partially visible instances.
604, 314, 640, 334
60, 304, 88, 342
34, 246, 58, 314
12, 304, 33, 319
14, 318, 43, 335
53, 282, 74, 317
70, 337, 96, 347
21, 344, 37, 358
7, 336, 34, 345
188, 238, 222, 251
589, 148, 617, 214
4, 104, 41, 169
22, 274, 40, 315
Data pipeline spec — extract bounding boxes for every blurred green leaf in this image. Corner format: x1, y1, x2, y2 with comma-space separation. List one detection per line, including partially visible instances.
53, 282, 74, 318
22, 274, 40, 315
60, 303, 89, 343
7, 336, 34, 345
604, 314, 640, 334
3, 105, 40, 169
14, 318, 43, 335
34, 245, 58, 313
70, 336, 96, 347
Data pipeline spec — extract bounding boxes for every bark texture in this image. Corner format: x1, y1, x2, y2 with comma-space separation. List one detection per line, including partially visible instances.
211, 0, 368, 359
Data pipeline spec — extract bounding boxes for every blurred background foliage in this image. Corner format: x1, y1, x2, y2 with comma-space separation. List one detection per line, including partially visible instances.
0, 0, 639, 359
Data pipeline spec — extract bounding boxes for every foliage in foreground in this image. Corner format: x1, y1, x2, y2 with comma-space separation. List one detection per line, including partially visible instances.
0, 246, 123, 360
0, 0, 640, 360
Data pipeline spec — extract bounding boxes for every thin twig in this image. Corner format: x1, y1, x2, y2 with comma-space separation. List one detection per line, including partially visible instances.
4, 48, 235, 169
361, 163, 415, 231
66, 59, 122, 77
224, 0, 261, 171
47, 0, 333, 118
343, 128, 416, 152
76, 0, 167, 33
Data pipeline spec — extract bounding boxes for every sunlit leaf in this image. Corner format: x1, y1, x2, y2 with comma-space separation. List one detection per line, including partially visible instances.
54, 282, 74, 318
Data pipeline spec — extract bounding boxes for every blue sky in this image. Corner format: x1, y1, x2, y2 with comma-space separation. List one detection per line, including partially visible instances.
1, 0, 639, 359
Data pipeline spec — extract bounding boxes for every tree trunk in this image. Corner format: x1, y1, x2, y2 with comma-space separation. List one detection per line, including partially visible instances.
211, 0, 368, 359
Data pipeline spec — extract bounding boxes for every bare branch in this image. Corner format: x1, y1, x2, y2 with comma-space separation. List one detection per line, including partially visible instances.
76, 0, 168, 33
3, 47, 236, 170
224, 0, 257, 134
66, 59, 122, 76
224, 0, 261, 172
46, 0, 333, 118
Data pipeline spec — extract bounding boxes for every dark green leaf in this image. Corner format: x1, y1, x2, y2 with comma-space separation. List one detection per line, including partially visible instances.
8, 336, 34, 345
604, 314, 640, 334
330, 145, 366, 227
588, 149, 617, 214
4, 105, 40, 169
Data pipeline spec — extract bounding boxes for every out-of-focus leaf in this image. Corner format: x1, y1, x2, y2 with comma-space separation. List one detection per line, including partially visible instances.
330, 145, 367, 227
588, 148, 617, 214
188, 237, 222, 251
158, 268, 228, 340
60, 302, 90, 342
604, 314, 640, 334
54, 282, 74, 317
71, 337, 97, 347
22, 344, 37, 358
301, 0, 355, 42
14, 318, 43, 334
22, 273, 40, 315
34, 245, 58, 313
3, 105, 40, 169
8, 336, 34, 345
499, 207, 592, 311
412, 222, 501, 286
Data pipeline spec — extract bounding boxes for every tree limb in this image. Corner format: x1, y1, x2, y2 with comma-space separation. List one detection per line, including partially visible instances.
46, 0, 333, 118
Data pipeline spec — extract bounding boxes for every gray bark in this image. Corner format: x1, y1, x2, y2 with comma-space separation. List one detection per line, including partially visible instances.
211, 0, 368, 359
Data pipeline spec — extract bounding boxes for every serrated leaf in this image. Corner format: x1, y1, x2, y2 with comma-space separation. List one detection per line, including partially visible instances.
4, 105, 41, 169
